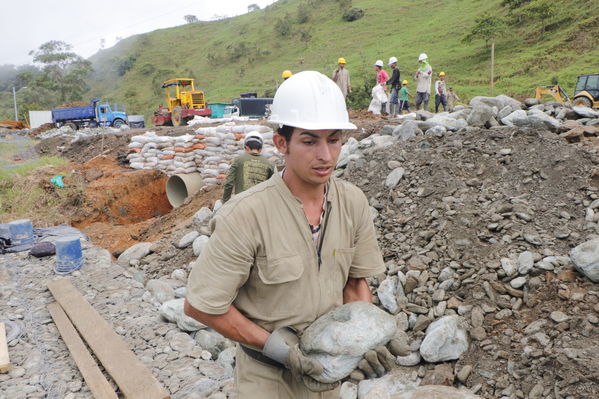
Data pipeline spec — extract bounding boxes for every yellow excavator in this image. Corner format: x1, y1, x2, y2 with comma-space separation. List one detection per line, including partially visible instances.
535, 74, 599, 108
152, 78, 212, 126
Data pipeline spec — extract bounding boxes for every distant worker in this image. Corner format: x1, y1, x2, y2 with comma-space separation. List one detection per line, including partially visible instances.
222, 132, 275, 203
398, 80, 413, 114
332, 57, 352, 98
434, 72, 448, 113
414, 53, 432, 111
282, 70, 293, 80
374, 60, 389, 115
386, 57, 401, 117
447, 87, 460, 112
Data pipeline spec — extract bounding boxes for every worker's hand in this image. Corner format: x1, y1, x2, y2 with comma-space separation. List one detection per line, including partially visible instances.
263, 326, 338, 392
348, 337, 411, 381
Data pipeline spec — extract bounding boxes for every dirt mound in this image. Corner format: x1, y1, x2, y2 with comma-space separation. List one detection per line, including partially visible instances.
28, 122, 56, 137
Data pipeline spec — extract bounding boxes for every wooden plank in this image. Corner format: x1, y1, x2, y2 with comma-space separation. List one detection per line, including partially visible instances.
0, 322, 10, 373
47, 302, 118, 399
47, 280, 170, 399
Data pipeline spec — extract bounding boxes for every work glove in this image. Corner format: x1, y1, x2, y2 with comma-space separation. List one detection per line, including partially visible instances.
348, 335, 411, 381
263, 326, 339, 392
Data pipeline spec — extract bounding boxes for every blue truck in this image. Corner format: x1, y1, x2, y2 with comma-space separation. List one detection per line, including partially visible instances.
51, 98, 128, 130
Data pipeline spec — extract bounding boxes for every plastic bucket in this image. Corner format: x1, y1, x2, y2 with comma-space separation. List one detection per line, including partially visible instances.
55, 237, 84, 274
9, 219, 34, 246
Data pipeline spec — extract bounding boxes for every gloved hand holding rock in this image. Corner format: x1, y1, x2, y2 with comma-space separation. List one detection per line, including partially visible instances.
349, 332, 411, 381
263, 326, 339, 392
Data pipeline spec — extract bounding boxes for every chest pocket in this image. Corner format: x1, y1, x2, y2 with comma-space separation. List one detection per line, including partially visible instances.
256, 254, 304, 284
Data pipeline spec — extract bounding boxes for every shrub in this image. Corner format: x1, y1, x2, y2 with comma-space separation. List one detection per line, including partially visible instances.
297, 3, 310, 24
343, 8, 364, 22
274, 17, 292, 36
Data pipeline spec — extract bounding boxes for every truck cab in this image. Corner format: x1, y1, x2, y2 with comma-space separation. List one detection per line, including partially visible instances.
573, 74, 599, 108
96, 103, 128, 128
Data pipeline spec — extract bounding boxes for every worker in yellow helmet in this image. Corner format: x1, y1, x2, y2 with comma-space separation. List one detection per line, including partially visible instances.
282, 70, 293, 80
434, 71, 448, 113
332, 57, 351, 98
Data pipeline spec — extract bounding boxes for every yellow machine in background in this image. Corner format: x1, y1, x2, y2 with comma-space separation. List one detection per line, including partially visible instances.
152, 78, 211, 126
535, 74, 599, 108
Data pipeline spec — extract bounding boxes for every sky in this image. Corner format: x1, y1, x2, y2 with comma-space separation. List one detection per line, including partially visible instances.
0, 0, 277, 66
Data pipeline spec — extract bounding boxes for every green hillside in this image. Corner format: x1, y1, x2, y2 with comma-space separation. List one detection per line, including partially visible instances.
6, 0, 599, 124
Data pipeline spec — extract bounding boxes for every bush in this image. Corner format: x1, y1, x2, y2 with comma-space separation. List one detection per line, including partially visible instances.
342, 8, 364, 22
346, 78, 375, 110
274, 17, 292, 37
297, 3, 310, 24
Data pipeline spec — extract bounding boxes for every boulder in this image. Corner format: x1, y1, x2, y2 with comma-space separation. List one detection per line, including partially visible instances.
389, 386, 482, 399
470, 95, 521, 111
300, 302, 397, 383
426, 115, 468, 131
176, 231, 200, 249
448, 109, 471, 120
558, 119, 583, 133
572, 106, 599, 119
570, 238, 599, 282
420, 315, 469, 362
358, 368, 420, 399
416, 110, 434, 120
500, 110, 528, 127
524, 98, 540, 107
526, 110, 561, 131
146, 279, 175, 303
192, 207, 213, 227
379, 125, 396, 136
160, 298, 207, 332
385, 168, 405, 189
117, 242, 153, 267
377, 277, 399, 313
497, 106, 513, 121
425, 125, 448, 135
392, 121, 422, 141
192, 235, 210, 257
466, 103, 494, 127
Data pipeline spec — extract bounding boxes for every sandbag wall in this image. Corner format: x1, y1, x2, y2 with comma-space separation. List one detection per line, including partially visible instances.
126, 124, 281, 185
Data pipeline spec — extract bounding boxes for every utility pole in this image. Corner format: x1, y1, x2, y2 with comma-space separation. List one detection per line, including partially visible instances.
490, 42, 495, 96
12, 87, 18, 121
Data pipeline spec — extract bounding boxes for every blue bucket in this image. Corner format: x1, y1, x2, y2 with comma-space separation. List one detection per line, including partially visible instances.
9, 219, 34, 247
55, 237, 84, 274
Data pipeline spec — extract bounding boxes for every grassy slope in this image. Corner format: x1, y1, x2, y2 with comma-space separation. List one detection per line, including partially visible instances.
57, 0, 599, 122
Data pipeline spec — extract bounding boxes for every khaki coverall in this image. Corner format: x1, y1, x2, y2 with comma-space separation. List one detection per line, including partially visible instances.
186, 172, 385, 399
332, 68, 351, 98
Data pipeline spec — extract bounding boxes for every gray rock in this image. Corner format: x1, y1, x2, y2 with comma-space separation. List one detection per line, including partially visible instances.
117, 242, 153, 266
420, 315, 469, 362
385, 168, 405, 189
160, 298, 207, 332
425, 115, 468, 131
510, 276, 527, 289
379, 125, 395, 136
501, 110, 528, 127
466, 103, 494, 127
396, 351, 421, 366
572, 106, 599, 118
501, 258, 517, 276
393, 121, 422, 141
194, 329, 229, 357
146, 279, 175, 303
176, 231, 200, 249
524, 98, 540, 107
377, 277, 399, 313
425, 125, 447, 135
416, 110, 434, 120
550, 311, 569, 323
471, 95, 521, 111
192, 235, 210, 257
389, 385, 482, 399
358, 368, 420, 399
192, 207, 213, 227
340, 381, 358, 399
518, 251, 534, 275
300, 302, 397, 383
527, 110, 561, 131
169, 331, 196, 353
570, 238, 599, 282
216, 347, 236, 374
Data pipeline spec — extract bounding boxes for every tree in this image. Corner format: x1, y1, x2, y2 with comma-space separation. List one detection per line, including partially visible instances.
27, 40, 93, 103
184, 14, 198, 24
274, 18, 292, 37
248, 4, 260, 12
462, 13, 506, 47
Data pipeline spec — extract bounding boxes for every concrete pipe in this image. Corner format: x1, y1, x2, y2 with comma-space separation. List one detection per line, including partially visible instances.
166, 173, 204, 207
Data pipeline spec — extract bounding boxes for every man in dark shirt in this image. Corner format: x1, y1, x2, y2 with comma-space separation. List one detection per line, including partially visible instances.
387, 57, 401, 117
222, 132, 275, 203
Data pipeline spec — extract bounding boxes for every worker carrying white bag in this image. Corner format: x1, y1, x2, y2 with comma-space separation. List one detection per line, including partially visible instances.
368, 84, 388, 115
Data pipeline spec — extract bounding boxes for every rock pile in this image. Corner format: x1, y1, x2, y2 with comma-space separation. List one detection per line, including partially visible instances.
126, 124, 282, 184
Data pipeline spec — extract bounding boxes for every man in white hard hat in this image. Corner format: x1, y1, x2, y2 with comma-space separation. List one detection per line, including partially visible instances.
386, 56, 401, 117
332, 57, 351, 98
414, 53, 433, 111
184, 71, 390, 398
222, 131, 275, 203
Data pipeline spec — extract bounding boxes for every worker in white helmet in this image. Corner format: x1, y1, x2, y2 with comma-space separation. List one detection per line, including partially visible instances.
185, 71, 396, 398
386, 56, 401, 117
374, 60, 389, 115
332, 57, 351, 98
222, 131, 275, 203
414, 53, 433, 111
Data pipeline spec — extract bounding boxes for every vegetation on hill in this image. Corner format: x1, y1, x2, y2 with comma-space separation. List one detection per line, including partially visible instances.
1, 0, 598, 123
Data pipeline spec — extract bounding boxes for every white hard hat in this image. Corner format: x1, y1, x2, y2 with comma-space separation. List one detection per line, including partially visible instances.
374, 60, 384, 67
418, 53, 428, 61
388, 56, 398, 65
268, 71, 356, 130
244, 131, 263, 145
